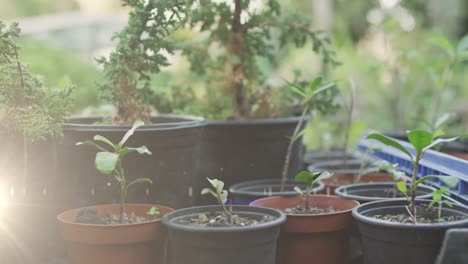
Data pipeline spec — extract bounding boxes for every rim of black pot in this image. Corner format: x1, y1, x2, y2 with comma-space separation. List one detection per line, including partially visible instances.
229, 178, 325, 197
64, 114, 205, 131
161, 205, 286, 232
352, 199, 468, 228
207, 115, 309, 126
335, 183, 435, 202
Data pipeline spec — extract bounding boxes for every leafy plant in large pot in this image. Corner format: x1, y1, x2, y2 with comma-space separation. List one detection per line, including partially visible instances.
56, 0, 204, 210
353, 130, 468, 264
178, 0, 339, 203
0, 21, 73, 263
250, 171, 359, 264
228, 76, 336, 204
162, 178, 286, 264
57, 121, 174, 264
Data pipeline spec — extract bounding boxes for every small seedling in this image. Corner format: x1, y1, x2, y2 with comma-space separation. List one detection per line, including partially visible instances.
293, 171, 333, 209
281, 77, 336, 189
77, 120, 153, 224
373, 160, 406, 197
429, 187, 453, 222
367, 129, 459, 222
201, 178, 233, 223
146, 206, 160, 220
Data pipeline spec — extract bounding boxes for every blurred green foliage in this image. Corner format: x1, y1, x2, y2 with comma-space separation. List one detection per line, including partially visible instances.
0, 0, 78, 19
18, 38, 102, 112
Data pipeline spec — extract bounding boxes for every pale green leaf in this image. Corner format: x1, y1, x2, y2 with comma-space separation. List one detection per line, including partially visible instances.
366, 133, 413, 162
94, 135, 116, 149
407, 130, 434, 156
430, 37, 455, 57
119, 120, 145, 147
294, 186, 304, 195
95, 152, 119, 175
456, 34, 468, 54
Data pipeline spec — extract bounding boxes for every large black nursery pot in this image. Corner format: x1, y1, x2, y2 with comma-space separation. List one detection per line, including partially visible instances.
335, 183, 434, 204
161, 205, 286, 264
353, 199, 468, 264
55, 115, 204, 210
229, 178, 324, 205
195, 117, 306, 204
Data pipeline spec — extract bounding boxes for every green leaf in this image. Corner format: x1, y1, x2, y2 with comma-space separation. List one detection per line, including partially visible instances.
95, 152, 119, 175
434, 113, 453, 130
94, 135, 116, 149
422, 136, 458, 153
396, 181, 407, 195
430, 37, 455, 57
304, 82, 335, 104
294, 186, 304, 195
220, 190, 228, 204
292, 129, 306, 141
147, 207, 160, 216
284, 79, 305, 98
294, 171, 316, 181
120, 146, 152, 156
119, 120, 145, 147
443, 200, 453, 207
76, 140, 107, 152
201, 188, 217, 198
432, 192, 442, 202
308, 76, 323, 91
126, 177, 153, 190
366, 133, 413, 162
415, 175, 459, 187
407, 130, 434, 156
456, 34, 468, 54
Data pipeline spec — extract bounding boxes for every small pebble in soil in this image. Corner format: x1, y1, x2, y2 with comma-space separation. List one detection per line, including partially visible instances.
75, 208, 155, 224
373, 204, 467, 224
284, 205, 337, 215
178, 211, 276, 227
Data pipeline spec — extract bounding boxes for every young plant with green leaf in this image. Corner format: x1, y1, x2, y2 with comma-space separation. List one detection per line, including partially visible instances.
426, 34, 468, 133
281, 77, 337, 186
293, 171, 332, 209
366, 129, 459, 221
429, 187, 454, 223
77, 120, 152, 224
201, 178, 233, 223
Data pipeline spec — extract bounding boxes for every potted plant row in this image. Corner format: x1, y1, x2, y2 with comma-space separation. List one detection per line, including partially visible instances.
352, 129, 468, 264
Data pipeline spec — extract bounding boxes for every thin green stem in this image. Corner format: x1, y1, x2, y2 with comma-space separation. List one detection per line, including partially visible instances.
410, 157, 420, 217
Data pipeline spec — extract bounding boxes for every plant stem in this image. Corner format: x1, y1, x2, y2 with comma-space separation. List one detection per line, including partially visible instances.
438, 201, 442, 222
118, 162, 126, 224
281, 105, 309, 191
305, 193, 310, 209
410, 158, 419, 217
218, 193, 233, 224
343, 78, 355, 168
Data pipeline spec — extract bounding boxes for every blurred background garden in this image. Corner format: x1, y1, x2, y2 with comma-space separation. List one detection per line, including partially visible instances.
1, 0, 467, 149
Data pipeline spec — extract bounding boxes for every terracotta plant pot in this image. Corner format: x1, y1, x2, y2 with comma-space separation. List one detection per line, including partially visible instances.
445, 151, 468, 161
320, 172, 402, 195
57, 203, 173, 264
250, 195, 359, 264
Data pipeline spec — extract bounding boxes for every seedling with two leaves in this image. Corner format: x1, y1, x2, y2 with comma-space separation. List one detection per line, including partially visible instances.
77, 120, 154, 224
202, 178, 233, 223
366, 129, 461, 223
293, 171, 333, 210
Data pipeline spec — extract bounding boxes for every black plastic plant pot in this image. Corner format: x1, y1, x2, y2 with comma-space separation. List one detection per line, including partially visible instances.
55, 115, 205, 210
306, 164, 361, 176
335, 183, 435, 204
195, 117, 306, 205
352, 199, 468, 264
229, 179, 325, 205
162, 205, 286, 264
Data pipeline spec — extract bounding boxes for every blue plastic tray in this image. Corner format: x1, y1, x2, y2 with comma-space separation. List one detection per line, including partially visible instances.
358, 135, 468, 205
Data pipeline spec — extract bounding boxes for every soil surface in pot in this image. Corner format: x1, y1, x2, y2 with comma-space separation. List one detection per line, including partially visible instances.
284, 205, 337, 215
374, 204, 468, 224
75, 207, 159, 224
178, 211, 276, 227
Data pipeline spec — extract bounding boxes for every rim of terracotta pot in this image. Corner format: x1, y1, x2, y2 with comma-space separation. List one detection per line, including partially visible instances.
249, 195, 359, 217
321, 172, 402, 187
57, 203, 173, 227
